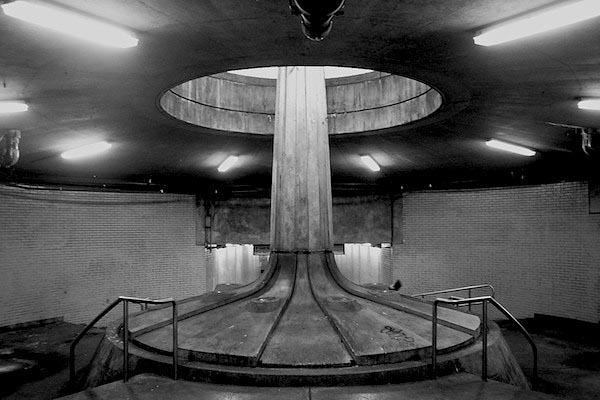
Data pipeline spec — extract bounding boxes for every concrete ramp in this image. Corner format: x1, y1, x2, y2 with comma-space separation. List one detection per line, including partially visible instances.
130, 252, 477, 370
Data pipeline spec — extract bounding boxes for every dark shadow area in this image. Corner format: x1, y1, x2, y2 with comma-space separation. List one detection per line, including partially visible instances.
498, 315, 600, 400
0, 321, 104, 400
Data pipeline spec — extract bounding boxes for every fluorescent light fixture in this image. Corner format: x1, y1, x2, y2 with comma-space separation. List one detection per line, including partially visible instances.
1, 1, 138, 48
474, 0, 600, 46
218, 155, 238, 172
578, 99, 600, 110
360, 155, 380, 172
0, 101, 28, 113
486, 139, 536, 157
61, 141, 112, 160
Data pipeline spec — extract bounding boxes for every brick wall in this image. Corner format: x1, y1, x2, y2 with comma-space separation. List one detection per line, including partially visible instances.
393, 182, 600, 323
0, 185, 208, 327
2, 181, 598, 327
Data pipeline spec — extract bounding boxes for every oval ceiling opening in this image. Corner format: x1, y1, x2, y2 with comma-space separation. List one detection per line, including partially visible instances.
159, 66, 443, 135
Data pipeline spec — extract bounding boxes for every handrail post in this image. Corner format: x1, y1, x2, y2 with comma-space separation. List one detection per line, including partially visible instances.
533, 347, 538, 390
69, 345, 76, 383
431, 300, 438, 379
71, 296, 179, 386
428, 295, 535, 388
172, 301, 178, 380
468, 289, 472, 312
488, 297, 537, 389
69, 297, 123, 383
123, 300, 129, 383
482, 299, 488, 381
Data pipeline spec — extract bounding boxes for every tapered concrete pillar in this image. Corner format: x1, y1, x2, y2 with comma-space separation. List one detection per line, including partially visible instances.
92, 67, 495, 389
270, 66, 333, 252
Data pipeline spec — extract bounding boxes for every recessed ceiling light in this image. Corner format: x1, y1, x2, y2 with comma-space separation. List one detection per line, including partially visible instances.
218, 155, 239, 172
0, 101, 28, 113
61, 141, 112, 160
360, 155, 380, 172
486, 139, 536, 157
1, 1, 138, 48
474, 0, 600, 46
577, 99, 600, 110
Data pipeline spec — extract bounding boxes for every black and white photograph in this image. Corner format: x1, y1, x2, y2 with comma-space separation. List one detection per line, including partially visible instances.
0, 1, 599, 399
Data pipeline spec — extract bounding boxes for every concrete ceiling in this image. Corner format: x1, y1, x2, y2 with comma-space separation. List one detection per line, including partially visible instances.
1, 0, 599, 195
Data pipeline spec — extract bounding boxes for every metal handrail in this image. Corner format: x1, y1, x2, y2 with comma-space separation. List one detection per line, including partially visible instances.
431, 295, 537, 389
413, 284, 495, 312
414, 284, 496, 299
120, 296, 178, 382
69, 297, 122, 382
69, 296, 178, 384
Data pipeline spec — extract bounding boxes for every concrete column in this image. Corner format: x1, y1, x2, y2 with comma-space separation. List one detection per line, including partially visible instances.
270, 66, 333, 252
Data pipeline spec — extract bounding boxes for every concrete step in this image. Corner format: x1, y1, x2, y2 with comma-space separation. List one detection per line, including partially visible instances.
60, 373, 560, 400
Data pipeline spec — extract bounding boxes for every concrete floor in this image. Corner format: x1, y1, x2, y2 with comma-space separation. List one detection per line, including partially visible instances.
498, 317, 600, 400
0, 317, 598, 400
0, 322, 104, 399
58, 373, 559, 400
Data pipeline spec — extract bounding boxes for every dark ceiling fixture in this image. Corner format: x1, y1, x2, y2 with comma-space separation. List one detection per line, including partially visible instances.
0, 130, 21, 168
577, 128, 598, 157
548, 122, 599, 158
289, 0, 345, 41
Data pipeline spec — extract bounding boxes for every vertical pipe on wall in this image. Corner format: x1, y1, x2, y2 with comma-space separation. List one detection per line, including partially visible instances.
394, 193, 403, 244
390, 194, 394, 244
204, 198, 213, 247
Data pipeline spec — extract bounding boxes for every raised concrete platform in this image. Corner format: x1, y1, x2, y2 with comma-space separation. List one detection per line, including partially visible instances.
130, 252, 478, 367
80, 252, 526, 388
62, 373, 558, 400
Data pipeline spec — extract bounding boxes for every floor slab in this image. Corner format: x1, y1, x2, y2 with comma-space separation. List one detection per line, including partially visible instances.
58, 373, 561, 400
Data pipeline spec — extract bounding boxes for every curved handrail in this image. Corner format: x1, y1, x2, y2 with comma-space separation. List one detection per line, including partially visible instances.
69, 297, 122, 382
488, 296, 538, 386
431, 295, 537, 389
69, 296, 178, 384
413, 284, 496, 299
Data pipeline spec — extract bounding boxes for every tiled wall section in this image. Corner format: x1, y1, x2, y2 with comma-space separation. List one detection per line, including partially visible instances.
2, 181, 599, 327
393, 182, 600, 323
0, 185, 207, 327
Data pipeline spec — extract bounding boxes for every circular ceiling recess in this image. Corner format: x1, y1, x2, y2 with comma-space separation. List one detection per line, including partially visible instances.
159, 67, 443, 135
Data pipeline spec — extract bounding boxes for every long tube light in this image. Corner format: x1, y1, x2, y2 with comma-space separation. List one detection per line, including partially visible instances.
218, 155, 239, 172
485, 139, 536, 157
474, 0, 600, 46
578, 99, 600, 110
0, 101, 28, 113
360, 155, 380, 172
61, 141, 112, 160
1, 1, 138, 48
